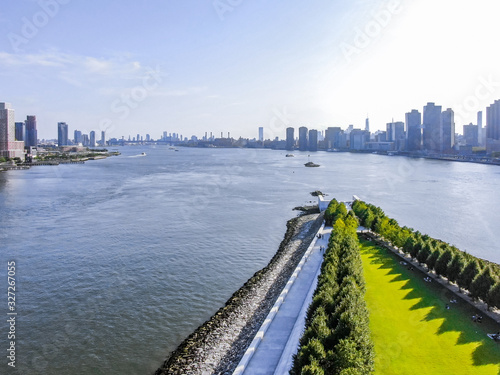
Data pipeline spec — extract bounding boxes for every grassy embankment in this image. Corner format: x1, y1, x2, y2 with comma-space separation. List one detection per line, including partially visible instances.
359, 237, 500, 375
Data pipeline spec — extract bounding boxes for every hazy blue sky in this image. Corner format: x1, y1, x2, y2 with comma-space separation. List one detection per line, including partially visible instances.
1, 0, 500, 140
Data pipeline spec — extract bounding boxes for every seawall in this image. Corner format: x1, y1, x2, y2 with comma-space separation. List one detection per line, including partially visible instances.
154, 212, 324, 375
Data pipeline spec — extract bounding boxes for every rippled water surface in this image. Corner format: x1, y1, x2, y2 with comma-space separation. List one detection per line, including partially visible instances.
0, 147, 499, 374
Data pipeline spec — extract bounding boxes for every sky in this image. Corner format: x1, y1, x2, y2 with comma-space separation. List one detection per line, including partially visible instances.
1, 0, 500, 140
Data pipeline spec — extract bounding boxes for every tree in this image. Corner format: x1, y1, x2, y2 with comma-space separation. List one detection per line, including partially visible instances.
425, 249, 441, 272
457, 260, 481, 292
416, 243, 432, 265
409, 240, 423, 260
447, 253, 465, 286
486, 282, 500, 310
435, 249, 453, 277
470, 267, 496, 303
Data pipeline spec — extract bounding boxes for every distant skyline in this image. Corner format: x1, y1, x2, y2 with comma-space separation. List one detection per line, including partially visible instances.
1, 0, 500, 140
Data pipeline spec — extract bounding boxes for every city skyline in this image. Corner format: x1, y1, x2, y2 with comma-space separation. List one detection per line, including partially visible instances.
1, 1, 500, 139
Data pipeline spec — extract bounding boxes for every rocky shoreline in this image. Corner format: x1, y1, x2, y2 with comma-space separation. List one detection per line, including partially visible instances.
154, 212, 324, 375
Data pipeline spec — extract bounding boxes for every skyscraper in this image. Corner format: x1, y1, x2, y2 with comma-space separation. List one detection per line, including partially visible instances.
325, 127, 342, 149
463, 124, 478, 147
58, 122, 69, 146
365, 117, 370, 132
286, 127, 294, 151
74, 130, 82, 145
486, 99, 500, 152
298, 126, 308, 151
15, 122, 24, 142
440, 108, 455, 153
90, 131, 96, 147
477, 111, 483, 146
423, 102, 442, 152
258, 127, 264, 142
25, 115, 37, 148
308, 129, 318, 151
405, 109, 422, 151
0, 103, 24, 158
101, 131, 106, 146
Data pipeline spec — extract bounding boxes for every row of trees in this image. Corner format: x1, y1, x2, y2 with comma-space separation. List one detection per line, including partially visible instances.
352, 200, 500, 310
292, 199, 374, 375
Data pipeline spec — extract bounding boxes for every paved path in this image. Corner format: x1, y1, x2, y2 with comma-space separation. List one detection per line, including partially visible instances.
233, 223, 331, 375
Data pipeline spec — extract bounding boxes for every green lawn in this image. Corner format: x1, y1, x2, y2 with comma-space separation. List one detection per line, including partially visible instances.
359, 237, 500, 375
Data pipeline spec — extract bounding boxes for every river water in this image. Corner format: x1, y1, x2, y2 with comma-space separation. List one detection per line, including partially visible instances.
0, 146, 499, 374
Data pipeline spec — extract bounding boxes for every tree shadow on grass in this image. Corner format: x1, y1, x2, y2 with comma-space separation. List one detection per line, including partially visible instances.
359, 237, 500, 373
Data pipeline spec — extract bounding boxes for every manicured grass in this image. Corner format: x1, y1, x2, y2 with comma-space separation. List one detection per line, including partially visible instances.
359, 237, 500, 375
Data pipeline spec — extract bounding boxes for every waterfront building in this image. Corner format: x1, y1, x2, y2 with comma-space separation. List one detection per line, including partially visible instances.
405, 109, 422, 151
486, 99, 500, 152
349, 129, 369, 150
82, 134, 89, 146
463, 124, 478, 147
0, 103, 24, 158
365, 117, 370, 132
58, 122, 69, 146
146, 134, 150, 142
477, 111, 484, 146
74, 130, 82, 145
423, 102, 442, 152
25, 115, 37, 148
324, 127, 342, 149
386, 121, 405, 150
308, 129, 318, 151
90, 131, 96, 147
258, 127, 263, 142
15, 122, 24, 142
286, 127, 294, 150
374, 131, 387, 142
440, 108, 455, 153
101, 131, 106, 146
298, 126, 308, 151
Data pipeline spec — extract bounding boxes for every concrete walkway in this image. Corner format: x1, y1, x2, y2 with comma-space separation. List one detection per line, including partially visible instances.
233, 223, 331, 375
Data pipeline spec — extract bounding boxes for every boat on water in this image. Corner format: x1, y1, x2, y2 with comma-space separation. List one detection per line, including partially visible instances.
304, 161, 320, 167
285, 154, 294, 157
141, 152, 146, 156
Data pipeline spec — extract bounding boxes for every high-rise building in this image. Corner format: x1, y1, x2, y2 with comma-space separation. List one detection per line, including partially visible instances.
365, 117, 370, 132
90, 131, 96, 147
477, 111, 483, 146
146, 134, 150, 142
82, 134, 89, 146
15, 122, 24, 142
463, 124, 478, 147
308, 129, 318, 151
423, 102, 442, 152
25, 115, 37, 148
386, 121, 405, 150
325, 127, 342, 149
405, 110, 422, 151
101, 131, 106, 146
0, 103, 24, 158
486, 99, 500, 152
286, 127, 294, 150
440, 108, 455, 153
298, 126, 308, 151
258, 127, 264, 142
74, 130, 83, 145
349, 129, 369, 150
58, 122, 69, 146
